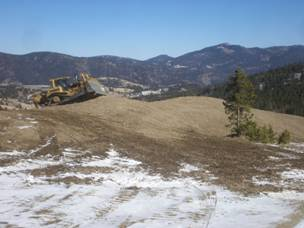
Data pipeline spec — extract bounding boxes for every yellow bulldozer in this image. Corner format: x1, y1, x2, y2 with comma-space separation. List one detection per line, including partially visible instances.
32, 73, 107, 107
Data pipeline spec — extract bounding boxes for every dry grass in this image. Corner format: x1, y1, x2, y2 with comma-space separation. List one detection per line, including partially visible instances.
1, 95, 304, 193
55, 95, 304, 140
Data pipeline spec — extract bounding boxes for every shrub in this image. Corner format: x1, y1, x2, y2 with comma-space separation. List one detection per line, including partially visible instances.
242, 120, 259, 140
278, 130, 291, 144
244, 121, 276, 144
257, 125, 276, 144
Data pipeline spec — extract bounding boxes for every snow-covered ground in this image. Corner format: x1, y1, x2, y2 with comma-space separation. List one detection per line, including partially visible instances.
0, 147, 304, 227
267, 142, 304, 154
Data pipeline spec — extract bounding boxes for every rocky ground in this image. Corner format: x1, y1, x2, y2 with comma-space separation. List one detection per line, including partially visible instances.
0, 96, 304, 227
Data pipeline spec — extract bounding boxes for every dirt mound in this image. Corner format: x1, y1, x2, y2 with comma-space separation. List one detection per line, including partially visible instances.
55, 95, 304, 140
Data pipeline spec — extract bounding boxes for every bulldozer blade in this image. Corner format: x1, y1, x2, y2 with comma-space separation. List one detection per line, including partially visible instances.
86, 78, 107, 95
60, 90, 94, 105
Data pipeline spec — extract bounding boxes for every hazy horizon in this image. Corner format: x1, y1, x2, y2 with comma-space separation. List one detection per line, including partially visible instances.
1, 42, 304, 60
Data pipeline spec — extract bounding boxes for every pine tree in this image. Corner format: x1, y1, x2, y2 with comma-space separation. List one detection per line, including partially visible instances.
278, 130, 291, 144
223, 68, 256, 136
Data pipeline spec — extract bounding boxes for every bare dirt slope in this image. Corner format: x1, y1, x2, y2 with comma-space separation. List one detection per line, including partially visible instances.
56, 95, 304, 140
0, 95, 304, 194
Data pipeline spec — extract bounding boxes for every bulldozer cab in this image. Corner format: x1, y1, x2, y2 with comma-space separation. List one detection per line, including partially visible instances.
50, 77, 71, 90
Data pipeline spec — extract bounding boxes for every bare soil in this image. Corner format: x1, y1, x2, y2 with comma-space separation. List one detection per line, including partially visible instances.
1, 95, 304, 194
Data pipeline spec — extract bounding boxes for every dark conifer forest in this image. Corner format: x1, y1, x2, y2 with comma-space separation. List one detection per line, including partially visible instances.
204, 64, 304, 116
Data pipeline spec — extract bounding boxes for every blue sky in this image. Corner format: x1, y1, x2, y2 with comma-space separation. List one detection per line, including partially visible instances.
0, 0, 304, 59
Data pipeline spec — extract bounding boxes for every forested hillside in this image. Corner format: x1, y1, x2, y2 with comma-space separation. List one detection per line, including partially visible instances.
203, 64, 304, 116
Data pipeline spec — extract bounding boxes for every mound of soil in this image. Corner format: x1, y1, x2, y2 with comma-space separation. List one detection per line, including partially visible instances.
55, 96, 304, 140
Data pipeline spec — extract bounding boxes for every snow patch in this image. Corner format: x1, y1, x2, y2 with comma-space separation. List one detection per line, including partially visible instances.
141, 89, 161, 96
252, 176, 275, 186
174, 64, 188, 69
179, 163, 200, 173
295, 219, 304, 228
17, 125, 33, 129
0, 148, 303, 227
268, 156, 281, 161
25, 117, 35, 121
0, 150, 26, 157
284, 143, 304, 154
217, 45, 235, 54
29, 135, 56, 155
0, 149, 216, 227
281, 169, 304, 182
266, 142, 304, 154
206, 64, 213, 69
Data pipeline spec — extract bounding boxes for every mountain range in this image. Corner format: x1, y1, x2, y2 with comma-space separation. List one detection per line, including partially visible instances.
1, 43, 304, 87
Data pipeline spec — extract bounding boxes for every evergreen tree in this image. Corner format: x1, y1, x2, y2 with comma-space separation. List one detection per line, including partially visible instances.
278, 130, 291, 144
223, 68, 256, 136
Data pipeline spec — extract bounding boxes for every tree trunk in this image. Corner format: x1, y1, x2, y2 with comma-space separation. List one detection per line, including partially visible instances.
237, 105, 240, 135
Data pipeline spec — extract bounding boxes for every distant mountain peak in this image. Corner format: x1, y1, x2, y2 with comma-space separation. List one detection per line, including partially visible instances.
217, 42, 232, 46
146, 54, 173, 63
